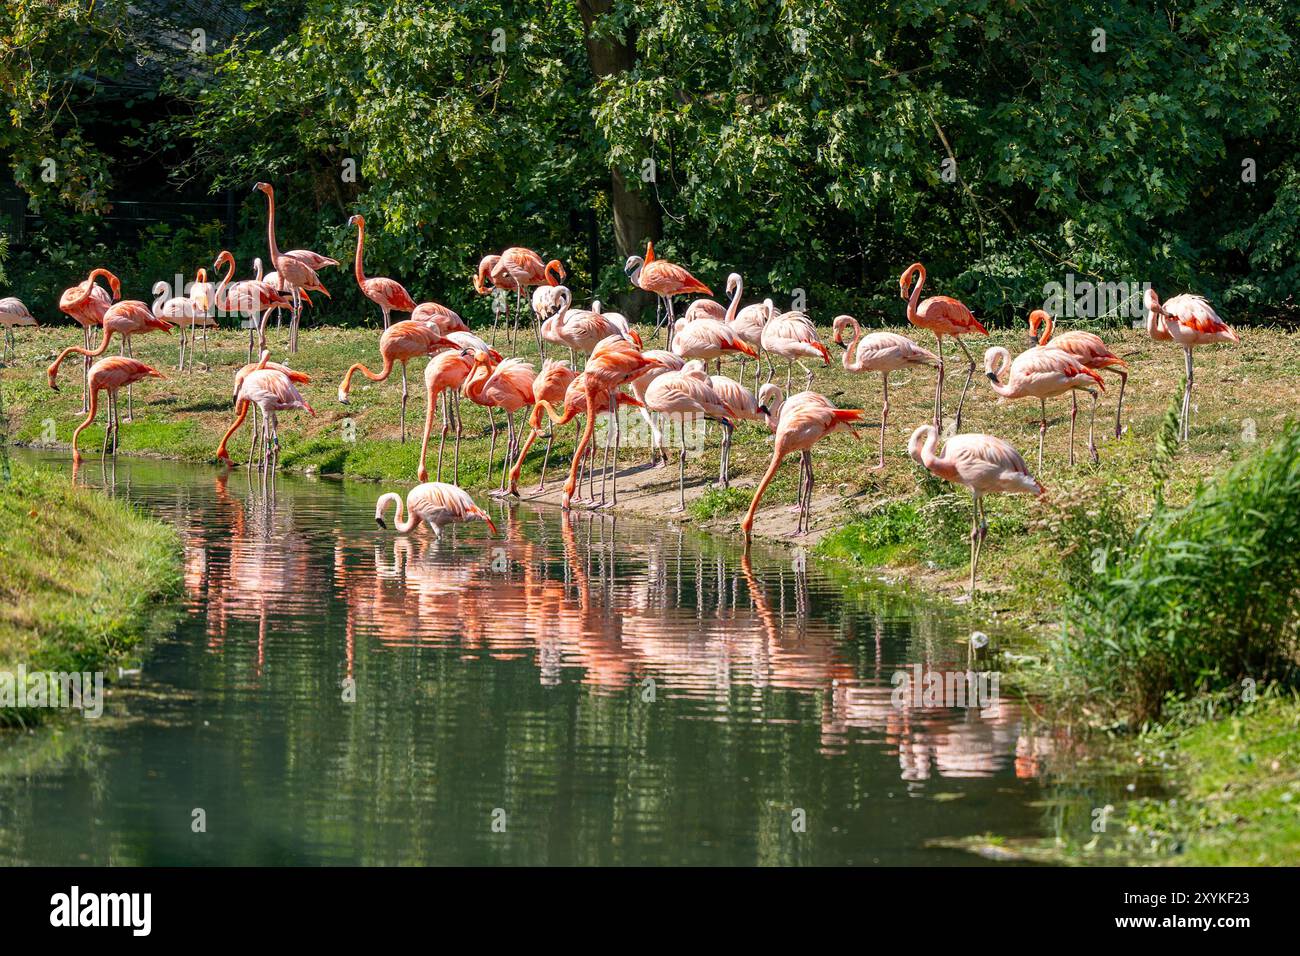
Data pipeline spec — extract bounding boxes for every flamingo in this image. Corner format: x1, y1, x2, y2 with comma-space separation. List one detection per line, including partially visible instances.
624, 241, 712, 344
475, 247, 564, 350
504, 358, 576, 495
412, 301, 470, 335
760, 308, 831, 389
741, 391, 864, 538
671, 275, 758, 370
348, 214, 416, 330
462, 351, 536, 496
47, 298, 173, 421
541, 297, 641, 357
213, 250, 294, 361
628, 349, 685, 466
707, 372, 766, 487
730, 294, 773, 390
215, 352, 312, 465
907, 425, 1045, 593
1143, 288, 1238, 440
185, 267, 219, 366
0, 297, 36, 362
832, 315, 938, 469
1028, 310, 1129, 439
984, 345, 1106, 468
559, 336, 663, 509
337, 320, 455, 442
900, 262, 988, 432
530, 371, 642, 504
70, 357, 165, 465
58, 267, 120, 411
230, 363, 316, 471
375, 483, 498, 538
151, 281, 201, 371
417, 349, 474, 484
643, 361, 736, 510
683, 296, 727, 323
253, 182, 336, 352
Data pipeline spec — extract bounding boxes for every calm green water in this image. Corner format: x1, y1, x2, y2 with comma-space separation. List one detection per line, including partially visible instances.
0, 450, 1054, 865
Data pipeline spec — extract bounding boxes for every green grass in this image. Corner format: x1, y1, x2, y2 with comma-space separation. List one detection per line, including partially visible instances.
0, 462, 182, 727
689, 486, 750, 520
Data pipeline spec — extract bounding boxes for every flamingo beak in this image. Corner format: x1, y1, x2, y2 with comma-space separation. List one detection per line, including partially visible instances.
375, 516, 387, 529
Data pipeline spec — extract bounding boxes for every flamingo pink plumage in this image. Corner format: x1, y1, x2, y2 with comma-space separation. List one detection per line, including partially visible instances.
644, 361, 736, 508
462, 352, 537, 496
1143, 289, 1238, 440
214, 250, 295, 361
412, 301, 470, 335
254, 182, 333, 352
983, 345, 1106, 468
907, 424, 1044, 592
900, 262, 988, 431
505, 358, 577, 496
417, 349, 474, 485
58, 267, 120, 411
708, 372, 765, 487
624, 241, 712, 341
375, 483, 498, 538
760, 308, 831, 389
1028, 310, 1129, 439
215, 351, 312, 464
349, 214, 416, 329
71, 356, 166, 466
337, 320, 456, 442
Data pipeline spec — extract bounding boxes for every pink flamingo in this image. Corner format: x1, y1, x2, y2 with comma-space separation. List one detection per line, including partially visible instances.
213, 250, 295, 361
254, 183, 336, 352
900, 262, 988, 431
628, 349, 685, 466
760, 308, 831, 389
48, 298, 173, 421
983, 345, 1106, 468
475, 247, 564, 350
541, 297, 641, 358
231, 360, 316, 471
559, 336, 664, 509
0, 297, 36, 362
71, 357, 166, 465
533, 372, 643, 504
215, 352, 312, 464
671, 285, 758, 370
375, 483, 498, 538
504, 358, 577, 495
643, 361, 736, 510
907, 424, 1045, 593
1028, 310, 1129, 439
417, 349, 474, 484
729, 290, 773, 390
337, 321, 456, 442
462, 351, 537, 496
624, 241, 712, 344
708, 372, 767, 486
412, 301, 470, 335
1143, 288, 1239, 440
833, 315, 938, 469
741, 392, 864, 537
58, 267, 120, 411
531, 284, 571, 355
349, 214, 416, 330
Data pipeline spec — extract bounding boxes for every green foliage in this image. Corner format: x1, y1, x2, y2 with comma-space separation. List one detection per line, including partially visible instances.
689, 486, 750, 520
1055, 422, 1300, 725
816, 500, 924, 566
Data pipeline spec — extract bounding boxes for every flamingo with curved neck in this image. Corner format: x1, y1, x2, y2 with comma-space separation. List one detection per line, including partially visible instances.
349, 214, 416, 329
899, 262, 987, 432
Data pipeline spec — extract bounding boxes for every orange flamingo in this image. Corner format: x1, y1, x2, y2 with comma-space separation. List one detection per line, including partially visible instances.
531, 371, 642, 504
0, 297, 36, 362
504, 358, 576, 495
213, 250, 294, 361
254, 182, 335, 352
624, 241, 711, 343
741, 391, 864, 538
559, 336, 663, 509
375, 483, 498, 538
1028, 310, 1129, 439
907, 425, 1045, 593
475, 247, 564, 350
337, 320, 455, 442
761, 308, 831, 389
349, 214, 416, 329
216, 351, 312, 464
644, 362, 736, 508
833, 315, 938, 469
1143, 288, 1239, 440
48, 298, 173, 421
900, 262, 988, 432
416, 350, 474, 484
984, 345, 1105, 468
58, 267, 120, 411
463, 352, 537, 495
71, 356, 165, 465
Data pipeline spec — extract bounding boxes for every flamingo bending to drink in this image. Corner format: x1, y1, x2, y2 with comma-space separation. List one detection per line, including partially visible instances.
375, 483, 498, 538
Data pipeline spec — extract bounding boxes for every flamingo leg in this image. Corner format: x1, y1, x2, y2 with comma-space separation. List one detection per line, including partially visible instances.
1088, 389, 1099, 463
100, 393, 111, 460
1183, 346, 1194, 441
538, 420, 554, 491
1069, 392, 1078, 467
487, 409, 498, 483
419, 384, 437, 482
933, 333, 945, 430
1038, 397, 1047, 472
1113, 369, 1128, 439
399, 362, 408, 443
111, 388, 120, 455
609, 391, 622, 507
435, 392, 448, 483
453, 393, 462, 485
81, 326, 91, 414
952, 335, 976, 433
677, 444, 687, 512
875, 373, 890, 470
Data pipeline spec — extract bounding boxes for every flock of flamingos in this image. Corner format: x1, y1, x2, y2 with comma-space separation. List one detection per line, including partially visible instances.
0, 183, 1240, 591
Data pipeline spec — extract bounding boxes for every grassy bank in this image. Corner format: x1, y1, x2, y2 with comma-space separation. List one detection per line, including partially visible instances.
0, 461, 181, 727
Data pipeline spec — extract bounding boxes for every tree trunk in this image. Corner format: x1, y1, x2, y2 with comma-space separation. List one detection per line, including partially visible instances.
577, 0, 660, 320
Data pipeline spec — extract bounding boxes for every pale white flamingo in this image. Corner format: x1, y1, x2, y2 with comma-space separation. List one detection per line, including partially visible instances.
1143, 288, 1238, 440
0, 296, 36, 362
628, 349, 685, 466
643, 360, 736, 510
760, 308, 831, 389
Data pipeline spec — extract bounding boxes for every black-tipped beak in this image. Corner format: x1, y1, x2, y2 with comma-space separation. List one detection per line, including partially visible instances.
985, 371, 998, 382
758, 405, 770, 416
375, 517, 386, 529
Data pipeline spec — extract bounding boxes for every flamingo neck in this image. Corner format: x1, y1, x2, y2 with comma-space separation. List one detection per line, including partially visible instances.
215, 258, 235, 308
1039, 313, 1054, 346
841, 318, 862, 371
724, 277, 742, 324
984, 347, 1014, 396
264, 189, 282, 263
353, 222, 368, 286
906, 266, 926, 323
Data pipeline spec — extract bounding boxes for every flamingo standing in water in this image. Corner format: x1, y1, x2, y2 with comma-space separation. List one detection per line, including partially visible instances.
475, 247, 564, 351
907, 425, 1045, 593
624, 242, 712, 345
47, 298, 173, 421
504, 358, 576, 495
0, 297, 36, 362
984, 345, 1106, 468
761, 308, 831, 389
1028, 310, 1129, 439
253, 182, 337, 352
375, 483, 498, 538
644, 361, 736, 510
337, 321, 455, 442
213, 250, 295, 361
70, 357, 165, 465
417, 349, 474, 484
231, 362, 316, 471
349, 214, 416, 330
559, 336, 663, 509
900, 262, 988, 432
741, 391, 864, 538
1143, 288, 1238, 440
58, 267, 120, 411
832, 315, 938, 469
462, 351, 536, 496
215, 352, 312, 465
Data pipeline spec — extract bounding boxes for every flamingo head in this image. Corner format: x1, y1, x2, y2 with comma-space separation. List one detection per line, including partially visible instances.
253, 182, 273, 197
831, 314, 854, 346
623, 255, 644, 281
1143, 287, 1163, 316
348, 214, 364, 228
474, 255, 499, 295
545, 259, 565, 285
1027, 309, 1051, 346
214, 250, 234, 271
907, 424, 937, 464
725, 272, 742, 297
107, 274, 122, 300
899, 262, 924, 299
